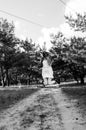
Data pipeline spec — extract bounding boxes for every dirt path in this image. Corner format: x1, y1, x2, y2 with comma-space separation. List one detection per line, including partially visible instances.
0, 88, 86, 130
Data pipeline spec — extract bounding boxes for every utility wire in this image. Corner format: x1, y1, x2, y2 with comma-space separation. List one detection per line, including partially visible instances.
0, 9, 48, 28
0, 0, 77, 28
58, 0, 77, 14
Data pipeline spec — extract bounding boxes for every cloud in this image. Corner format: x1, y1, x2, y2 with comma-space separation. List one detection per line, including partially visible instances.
14, 21, 20, 30
14, 21, 28, 40
37, 24, 75, 50
37, 13, 45, 17
59, 23, 74, 38
60, 22, 86, 38
36, 0, 86, 51
37, 23, 86, 51
65, 0, 86, 18
37, 27, 59, 51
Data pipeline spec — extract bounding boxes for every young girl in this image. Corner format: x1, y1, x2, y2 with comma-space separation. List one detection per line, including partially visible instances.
42, 51, 55, 85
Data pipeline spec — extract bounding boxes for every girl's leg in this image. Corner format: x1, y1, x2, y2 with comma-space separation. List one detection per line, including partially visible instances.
48, 78, 56, 84
44, 78, 48, 85
48, 78, 51, 85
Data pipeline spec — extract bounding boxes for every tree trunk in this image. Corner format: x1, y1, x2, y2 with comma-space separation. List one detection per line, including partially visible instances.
0, 66, 5, 87
28, 75, 31, 85
80, 77, 84, 84
80, 66, 85, 84
6, 69, 9, 86
28, 78, 30, 85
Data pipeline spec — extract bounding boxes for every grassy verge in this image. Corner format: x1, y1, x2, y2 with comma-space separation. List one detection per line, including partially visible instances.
0, 87, 39, 111
62, 87, 86, 96
60, 82, 86, 88
59, 82, 86, 96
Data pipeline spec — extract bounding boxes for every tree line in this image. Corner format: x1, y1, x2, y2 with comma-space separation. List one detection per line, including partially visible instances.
0, 12, 86, 87
0, 18, 42, 87
50, 13, 86, 84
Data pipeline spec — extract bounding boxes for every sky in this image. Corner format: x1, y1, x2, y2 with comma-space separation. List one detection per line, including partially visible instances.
0, 0, 86, 50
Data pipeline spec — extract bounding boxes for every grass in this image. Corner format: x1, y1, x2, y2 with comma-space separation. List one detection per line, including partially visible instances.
61, 83, 86, 110
0, 87, 39, 111
59, 81, 86, 97
62, 87, 86, 96
60, 81, 86, 88
0, 82, 86, 112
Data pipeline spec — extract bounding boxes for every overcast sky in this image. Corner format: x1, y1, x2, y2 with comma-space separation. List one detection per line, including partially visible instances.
0, 0, 86, 50
0, 0, 68, 38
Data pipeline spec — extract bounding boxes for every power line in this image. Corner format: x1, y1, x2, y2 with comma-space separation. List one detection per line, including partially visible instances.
0, 1, 77, 28
58, 0, 77, 14
0, 9, 48, 28
59, 0, 67, 6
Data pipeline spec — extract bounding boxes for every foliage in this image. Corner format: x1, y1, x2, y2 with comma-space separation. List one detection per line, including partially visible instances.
65, 13, 86, 32
0, 18, 42, 87
50, 32, 71, 83
0, 18, 16, 86
65, 14, 86, 84
50, 28, 86, 84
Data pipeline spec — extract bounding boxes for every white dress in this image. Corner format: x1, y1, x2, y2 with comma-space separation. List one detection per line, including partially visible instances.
42, 59, 53, 79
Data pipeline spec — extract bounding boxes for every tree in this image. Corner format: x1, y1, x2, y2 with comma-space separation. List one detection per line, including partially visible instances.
15, 38, 42, 85
65, 13, 86, 32
50, 32, 70, 83
0, 18, 17, 86
65, 14, 86, 84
